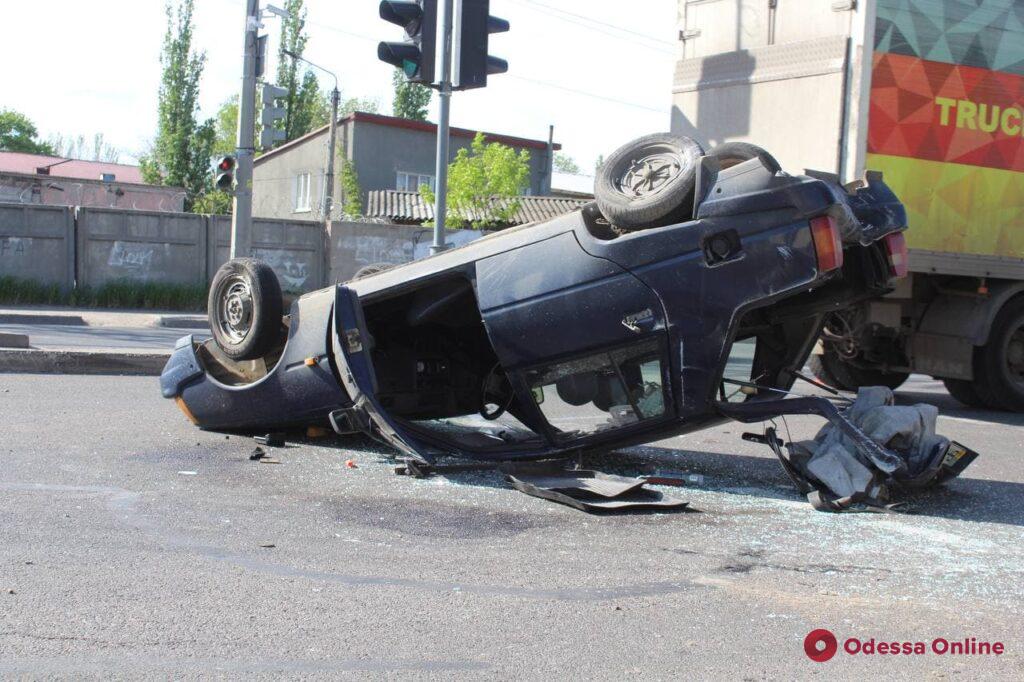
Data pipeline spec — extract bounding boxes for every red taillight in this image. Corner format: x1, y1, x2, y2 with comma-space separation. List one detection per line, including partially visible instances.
810, 215, 843, 273
884, 231, 908, 278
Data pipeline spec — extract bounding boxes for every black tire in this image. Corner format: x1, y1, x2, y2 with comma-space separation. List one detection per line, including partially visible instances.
816, 346, 909, 391
942, 378, 988, 409
353, 262, 394, 280
972, 296, 1024, 412
807, 353, 853, 391
709, 141, 782, 174
208, 258, 283, 361
594, 132, 704, 231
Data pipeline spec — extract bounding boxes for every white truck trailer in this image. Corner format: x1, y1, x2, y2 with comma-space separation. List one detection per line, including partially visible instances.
671, 0, 1024, 410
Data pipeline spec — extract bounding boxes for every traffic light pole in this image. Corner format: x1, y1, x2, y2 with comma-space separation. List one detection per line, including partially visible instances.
430, 0, 454, 255
230, 0, 260, 260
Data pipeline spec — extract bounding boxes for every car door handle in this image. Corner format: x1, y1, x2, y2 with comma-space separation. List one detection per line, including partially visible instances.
622, 308, 656, 333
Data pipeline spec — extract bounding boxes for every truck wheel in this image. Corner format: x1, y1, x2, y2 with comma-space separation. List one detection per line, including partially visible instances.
807, 354, 853, 391
817, 346, 909, 391
973, 296, 1024, 412
208, 258, 283, 361
353, 262, 394, 280
942, 378, 988, 409
709, 141, 781, 174
595, 132, 704, 231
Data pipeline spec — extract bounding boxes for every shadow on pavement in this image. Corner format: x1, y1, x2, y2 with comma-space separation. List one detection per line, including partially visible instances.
609, 444, 1024, 528
894, 389, 1024, 427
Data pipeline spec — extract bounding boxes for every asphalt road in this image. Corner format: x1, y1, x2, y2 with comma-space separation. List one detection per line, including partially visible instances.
2, 373, 1023, 678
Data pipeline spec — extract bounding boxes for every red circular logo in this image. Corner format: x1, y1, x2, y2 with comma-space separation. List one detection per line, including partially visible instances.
804, 629, 838, 662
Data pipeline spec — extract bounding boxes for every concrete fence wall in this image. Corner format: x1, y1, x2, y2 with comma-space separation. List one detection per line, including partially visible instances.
328, 221, 486, 283
209, 216, 325, 293
76, 207, 207, 289
0, 203, 75, 290
1, 202, 490, 295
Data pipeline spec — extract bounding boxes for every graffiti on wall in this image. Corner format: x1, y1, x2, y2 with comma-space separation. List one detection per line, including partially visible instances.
0, 236, 30, 257
338, 234, 415, 267
107, 241, 155, 271
252, 248, 312, 291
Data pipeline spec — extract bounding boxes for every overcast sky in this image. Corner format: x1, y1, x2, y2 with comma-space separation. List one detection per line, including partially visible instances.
3, 0, 678, 175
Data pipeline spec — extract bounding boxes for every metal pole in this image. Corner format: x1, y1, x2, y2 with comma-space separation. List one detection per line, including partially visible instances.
230, 0, 260, 259
323, 87, 339, 219
430, 0, 454, 255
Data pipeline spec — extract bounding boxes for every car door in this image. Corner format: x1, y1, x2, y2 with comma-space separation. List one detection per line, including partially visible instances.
330, 285, 432, 461
475, 231, 674, 443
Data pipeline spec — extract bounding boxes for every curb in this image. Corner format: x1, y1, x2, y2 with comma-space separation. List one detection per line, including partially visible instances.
156, 315, 209, 330
0, 349, 168, 376
0, 314, 87, 326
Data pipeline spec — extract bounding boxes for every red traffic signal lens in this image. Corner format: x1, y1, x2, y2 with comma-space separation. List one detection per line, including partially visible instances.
217, 156, 236, 172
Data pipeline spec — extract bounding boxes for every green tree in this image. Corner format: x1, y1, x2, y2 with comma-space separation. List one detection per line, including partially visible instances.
192, 189, 233, 215
391, 70, 431, 121
595, 154, 605, 171
554, 152, 581, 174
421, 132, 530, 229
0, 109, 55, 155
211, 97, 239, 156
140, 0, 216, 211
339, 159, 362, 217
48, 133, 120, 162
276, 0, 331, 142
340, 96, 380, 117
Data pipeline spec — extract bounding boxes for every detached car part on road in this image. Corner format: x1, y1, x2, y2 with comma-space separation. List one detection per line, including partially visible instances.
161, 133, 974, 509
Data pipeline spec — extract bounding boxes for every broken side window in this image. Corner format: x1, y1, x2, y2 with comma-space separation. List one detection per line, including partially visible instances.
524, 338, 667, 441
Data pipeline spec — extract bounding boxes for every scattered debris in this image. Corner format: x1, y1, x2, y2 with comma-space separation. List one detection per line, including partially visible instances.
7, 589, 14, 595
178, 470, 197, 476
748, 386, 979, 512
394, 460, 498, 478
345, 459, 358, 469
259, 457, 280, 464
258, 542, 275, 548
641, 472, 697, 487
249, 446, 267, 461
502, 461, 689, 513
254, 432, 286, 447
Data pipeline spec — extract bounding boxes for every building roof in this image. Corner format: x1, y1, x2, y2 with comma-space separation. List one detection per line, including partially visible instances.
256, 111, 559, 164
0, 151, 145, 184
365, 190, 588, 227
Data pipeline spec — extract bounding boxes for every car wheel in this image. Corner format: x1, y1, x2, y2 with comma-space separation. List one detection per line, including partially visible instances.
709, 141, 781, 173
208, 258, 283, 361
817, 346, 909, 391
353, 262, 395, 280
972, 296, 1024, 412
594, 132, 704, 231
942, 378, 988, 408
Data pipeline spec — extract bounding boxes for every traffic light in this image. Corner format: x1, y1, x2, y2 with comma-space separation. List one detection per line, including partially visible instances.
378, 0, 437, 85
453, 0, 509, 91
259, 84, 289, 149
215, 156, 236, 191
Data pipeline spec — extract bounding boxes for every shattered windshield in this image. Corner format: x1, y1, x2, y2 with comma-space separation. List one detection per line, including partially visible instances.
525, 338, 667, 441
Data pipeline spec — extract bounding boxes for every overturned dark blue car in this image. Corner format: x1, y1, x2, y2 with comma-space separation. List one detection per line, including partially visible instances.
161, 134, 918, 480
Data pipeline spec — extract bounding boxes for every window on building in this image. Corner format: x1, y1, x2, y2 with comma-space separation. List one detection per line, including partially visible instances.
294, 172, 311, 212
396, 171, 435, 193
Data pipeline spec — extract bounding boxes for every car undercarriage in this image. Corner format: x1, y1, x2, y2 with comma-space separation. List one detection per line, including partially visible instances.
160, 133, 977, 511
